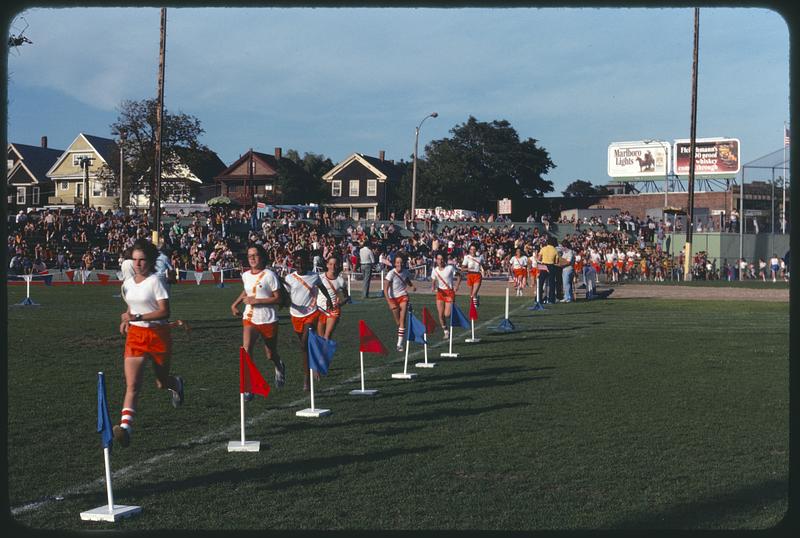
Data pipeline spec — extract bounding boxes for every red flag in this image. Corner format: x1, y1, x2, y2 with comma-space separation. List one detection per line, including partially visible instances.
359, 320, 389, 355
97, 273, 110, 285
239, 347, 271, 398
65, 270, 75, 282
37, 270, 49, 275
469, 299, 478, 321
422, 306, 437, 335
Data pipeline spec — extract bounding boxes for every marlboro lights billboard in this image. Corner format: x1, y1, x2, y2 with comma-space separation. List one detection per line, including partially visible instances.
607, 141, 671, 179
673, 138, 740, 176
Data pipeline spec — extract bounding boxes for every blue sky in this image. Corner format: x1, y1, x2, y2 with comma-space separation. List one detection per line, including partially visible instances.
5, 6, 790, 196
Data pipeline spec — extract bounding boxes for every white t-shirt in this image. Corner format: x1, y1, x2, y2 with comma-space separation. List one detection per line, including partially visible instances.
385, 268, 411, 298
462, 254, 484, 272
510, 255, 529, 270
241, 268, 280, 325
431, 265, 457, 290
284, 271, 321, 317
122, 274, 169, 327
317, 273, 344, 310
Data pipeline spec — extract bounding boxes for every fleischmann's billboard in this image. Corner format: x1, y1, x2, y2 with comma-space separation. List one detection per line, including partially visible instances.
673, 137, 740, 177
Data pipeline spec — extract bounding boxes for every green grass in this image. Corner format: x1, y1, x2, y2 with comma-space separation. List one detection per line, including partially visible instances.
6, 284, 790, 530
606, 278, 790, 289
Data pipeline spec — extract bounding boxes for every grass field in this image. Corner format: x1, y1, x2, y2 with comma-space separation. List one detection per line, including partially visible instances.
5, 282, 790, 531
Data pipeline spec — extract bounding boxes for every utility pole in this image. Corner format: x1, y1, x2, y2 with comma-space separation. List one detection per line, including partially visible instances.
152, 7, 167, 246
684, 7, 700, 281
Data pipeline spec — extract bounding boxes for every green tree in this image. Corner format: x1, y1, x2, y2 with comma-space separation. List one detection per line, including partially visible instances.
562, 179, 610, 197
109, 98, 206, 213
418, 116, 555, 212
279, 150, 334, 204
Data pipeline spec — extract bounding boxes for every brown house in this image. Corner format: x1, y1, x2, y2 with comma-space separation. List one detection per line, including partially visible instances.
214, 147, 302, 207
321, 151, 401, 220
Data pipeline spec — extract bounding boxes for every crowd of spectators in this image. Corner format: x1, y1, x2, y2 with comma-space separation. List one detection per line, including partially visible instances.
6, 206, 790, 287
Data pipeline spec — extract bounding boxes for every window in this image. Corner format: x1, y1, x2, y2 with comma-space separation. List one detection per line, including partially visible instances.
72, 153, 93, 166
366, 206, 376, 220
7, 194, 13, 204
32, 186, 40, 205
60, 181, 69, 190
349, 180, 360, 197
332, 180, 342, 197
92, 181, 104, 197
7, 159, 13, 170
350, 207, 360, 219
76, 183, 83, 199
367, 179, 377, 197
265, 184, 273, 191
16, 186, 25, 205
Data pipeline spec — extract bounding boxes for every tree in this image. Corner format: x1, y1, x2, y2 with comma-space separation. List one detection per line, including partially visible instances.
562, 179, 610, 198
277, 150, 334, 204
109, 98, 206, 213
417, 116, 555, 212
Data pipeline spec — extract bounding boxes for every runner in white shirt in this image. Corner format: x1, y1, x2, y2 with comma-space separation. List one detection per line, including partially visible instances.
509, 248, 529, 296
114, 238, 184, 448
430, 252, 462, 338
231, 245, 286, 393
316, 256, 349, 339
283, 250, 334, 391
461, 243, 486, 307
384, 253, 417, 351
769, 254, 781, 282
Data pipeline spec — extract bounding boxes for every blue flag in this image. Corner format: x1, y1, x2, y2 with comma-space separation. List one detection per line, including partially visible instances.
96, 372, 113, 450
405, 305, 427, 345
450, 303, 470, 329
307, 328, 337, 376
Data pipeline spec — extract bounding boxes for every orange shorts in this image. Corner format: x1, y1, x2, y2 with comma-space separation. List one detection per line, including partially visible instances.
436, 289, 455, 303
529, 268, 538, 280
125, 324, 172, 366
243, 319, 277, 339
513, 268, 527, 279
318, 307, 341, 321
291, 311, 320, 333
387, 295, 409, 309
466, 273, 482, 287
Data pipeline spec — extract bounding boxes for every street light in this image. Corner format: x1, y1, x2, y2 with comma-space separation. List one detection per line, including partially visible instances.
411, 112, 438, 220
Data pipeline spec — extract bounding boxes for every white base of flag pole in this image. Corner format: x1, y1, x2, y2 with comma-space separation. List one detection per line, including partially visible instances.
415, 362, 437, 368
439, 352, 459, 357
464, 338, 481, 343
80, 504, 142, 522
349, 389, 379, 396
296, 408, 332, 417
391, 372, 417, 379
227, 440, 260, 452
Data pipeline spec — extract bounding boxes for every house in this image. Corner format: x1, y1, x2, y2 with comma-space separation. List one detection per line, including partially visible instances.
321, 151, 401, 220
46, 133, 119, 210
128, 146, 227, 209
214, 147, 306, 207
7, 136, 64, 212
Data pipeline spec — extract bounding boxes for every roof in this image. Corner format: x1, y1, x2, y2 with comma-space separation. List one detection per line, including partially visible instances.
8, 143, 64, 183
215, 149, 306, 181
81, 133, 118, 164
172, 146, 227, 184
322, 152, 403, 182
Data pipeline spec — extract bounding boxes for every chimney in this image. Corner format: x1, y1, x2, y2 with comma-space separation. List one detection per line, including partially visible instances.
275, 147, 282, 160
41, 136, 48, 148
379, 150, 385, 162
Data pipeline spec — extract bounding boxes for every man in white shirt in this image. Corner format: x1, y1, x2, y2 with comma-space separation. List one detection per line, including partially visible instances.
359, 242, 376, 299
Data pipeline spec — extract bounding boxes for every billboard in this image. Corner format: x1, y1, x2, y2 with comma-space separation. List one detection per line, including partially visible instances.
673, 138, 740, 176
607, 141, 671, 179
497, 198, 512, 215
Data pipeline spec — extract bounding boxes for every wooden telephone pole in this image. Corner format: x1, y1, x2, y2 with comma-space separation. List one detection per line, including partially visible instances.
152, 7, 167, 245
684, 7, 700, 280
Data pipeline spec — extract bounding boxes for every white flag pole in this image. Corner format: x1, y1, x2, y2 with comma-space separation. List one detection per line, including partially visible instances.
423, 333, 429, 364
449, 323, 454, 353
309, 368, 315, 411
471, 319, 475, 340
536, 274, 540, 303
505, 287, 510, 318
25, 274, 32, 300
360, 351, 366, 391
103, 447, 114, 512
403, 339, 410, 374
348, 273, 352, 296
239, 393, 246, 445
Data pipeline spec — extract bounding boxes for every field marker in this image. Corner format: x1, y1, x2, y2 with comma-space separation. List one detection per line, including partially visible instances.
14, 302, 530, 517
350, 351, 379, 396
392, 339, 418, 380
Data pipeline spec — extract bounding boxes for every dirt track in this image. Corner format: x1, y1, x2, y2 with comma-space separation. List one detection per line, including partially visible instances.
352, 278, 790, 303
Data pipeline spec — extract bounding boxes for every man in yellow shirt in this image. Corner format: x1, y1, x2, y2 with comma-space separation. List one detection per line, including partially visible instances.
537, 236, 560, 303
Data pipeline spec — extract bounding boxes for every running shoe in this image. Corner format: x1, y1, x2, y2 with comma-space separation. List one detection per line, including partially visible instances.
170, 376, 185, 408
443, 329, 449, 339
243, 392, 254, 402
396, 343, 404, 352
274, 360, 286, 389
113, 425, 130, 448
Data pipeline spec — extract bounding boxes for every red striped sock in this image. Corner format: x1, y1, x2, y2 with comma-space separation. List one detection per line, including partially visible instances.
120, 407, 135, 432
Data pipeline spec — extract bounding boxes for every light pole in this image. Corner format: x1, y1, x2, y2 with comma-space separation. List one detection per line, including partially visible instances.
411, 112, 438, 220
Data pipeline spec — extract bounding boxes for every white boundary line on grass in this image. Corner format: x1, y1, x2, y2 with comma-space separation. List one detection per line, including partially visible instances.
11, 301, 533, 517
